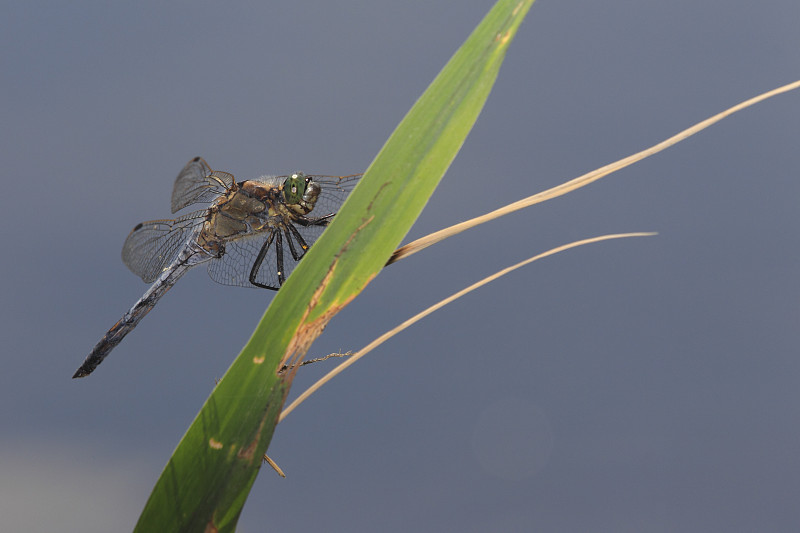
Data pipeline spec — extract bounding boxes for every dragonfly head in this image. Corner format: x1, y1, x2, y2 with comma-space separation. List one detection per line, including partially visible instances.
283, 172, 321, 212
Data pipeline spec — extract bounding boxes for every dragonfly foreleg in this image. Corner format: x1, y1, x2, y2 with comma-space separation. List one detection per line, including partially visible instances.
294, 213, 334, 228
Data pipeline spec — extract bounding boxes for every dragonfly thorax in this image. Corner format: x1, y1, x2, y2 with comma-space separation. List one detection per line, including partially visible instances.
195, 185, 276, 257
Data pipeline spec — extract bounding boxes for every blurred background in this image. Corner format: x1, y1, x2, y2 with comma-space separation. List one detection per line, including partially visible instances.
2, 1, 799, 531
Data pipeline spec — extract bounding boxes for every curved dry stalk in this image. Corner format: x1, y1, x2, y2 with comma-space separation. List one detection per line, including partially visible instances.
280, 232, 656, 421
281, 80, 800, 421
388, 79, 800, 265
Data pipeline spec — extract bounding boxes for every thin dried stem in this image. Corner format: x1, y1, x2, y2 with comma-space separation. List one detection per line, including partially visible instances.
388, 80, 800, 265
280, 232, 656, 421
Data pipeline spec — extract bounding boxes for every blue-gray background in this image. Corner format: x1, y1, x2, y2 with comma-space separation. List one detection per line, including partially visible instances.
3, 1, 799, 531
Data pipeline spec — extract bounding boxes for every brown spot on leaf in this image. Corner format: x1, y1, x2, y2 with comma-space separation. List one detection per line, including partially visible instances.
237, 404, 272, 463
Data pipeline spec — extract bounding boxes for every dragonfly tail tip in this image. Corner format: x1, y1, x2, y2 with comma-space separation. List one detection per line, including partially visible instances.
72, 367, 91, 379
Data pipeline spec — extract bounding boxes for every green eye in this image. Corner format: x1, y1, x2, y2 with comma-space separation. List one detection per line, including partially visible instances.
282, 173, 306, 204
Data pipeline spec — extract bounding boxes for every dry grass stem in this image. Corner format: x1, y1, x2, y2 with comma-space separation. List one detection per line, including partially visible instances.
388, 80, 800, 265
280, 232, 655, 421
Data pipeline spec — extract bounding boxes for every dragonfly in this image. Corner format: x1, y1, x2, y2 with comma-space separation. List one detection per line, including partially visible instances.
73, 157, 361, 378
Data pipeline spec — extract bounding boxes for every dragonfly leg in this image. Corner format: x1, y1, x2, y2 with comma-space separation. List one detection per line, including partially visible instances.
249, 229, 279, 290
275, 230, 285, 285
294, 213, 334, 228
284, 224, 308, 261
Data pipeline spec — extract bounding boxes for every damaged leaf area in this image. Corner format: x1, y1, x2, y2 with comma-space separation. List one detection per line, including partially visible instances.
135, 1, 534, 531
280, 215, 374, 381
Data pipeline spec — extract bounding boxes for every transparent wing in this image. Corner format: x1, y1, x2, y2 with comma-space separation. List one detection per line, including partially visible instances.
295, 173, 361, 220
171, 157, 235, 213
121, 211, 206, 283
312, 174, 361, 218
207, 220, 329, 289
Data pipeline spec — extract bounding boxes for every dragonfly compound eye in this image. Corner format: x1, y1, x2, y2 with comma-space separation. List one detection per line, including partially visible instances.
282, 173, 307, 204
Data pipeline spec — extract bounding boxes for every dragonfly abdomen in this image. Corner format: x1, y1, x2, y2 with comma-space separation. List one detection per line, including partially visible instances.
73, 242, 212, 378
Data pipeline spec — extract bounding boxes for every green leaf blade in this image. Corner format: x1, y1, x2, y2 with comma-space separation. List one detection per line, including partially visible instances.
134, 1, 534, 531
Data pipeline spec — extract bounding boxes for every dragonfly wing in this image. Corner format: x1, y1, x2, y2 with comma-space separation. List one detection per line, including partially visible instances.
171, 157, 234, 213
304, 174, 362, 220
206, 220, 328, 289
207, 230, 280, 289
122, 211, 206, 283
